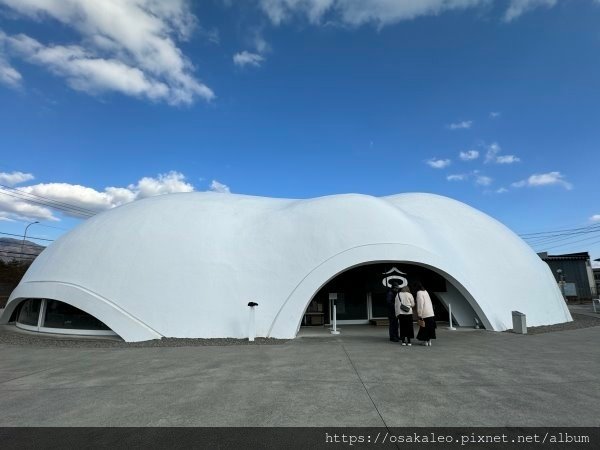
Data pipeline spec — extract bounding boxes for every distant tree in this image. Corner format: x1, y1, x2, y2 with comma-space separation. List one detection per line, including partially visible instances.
0, 259, 31, 286
0, 259, 32, 308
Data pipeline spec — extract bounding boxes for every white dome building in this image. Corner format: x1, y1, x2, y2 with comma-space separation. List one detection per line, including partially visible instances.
1, 192, 571, 341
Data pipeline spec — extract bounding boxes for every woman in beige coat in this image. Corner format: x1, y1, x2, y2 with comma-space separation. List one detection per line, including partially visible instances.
395, 286, 415, 346
415, 282, 436, 346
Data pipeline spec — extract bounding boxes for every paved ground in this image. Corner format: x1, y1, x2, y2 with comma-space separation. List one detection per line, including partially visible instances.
0, 309, 599, 427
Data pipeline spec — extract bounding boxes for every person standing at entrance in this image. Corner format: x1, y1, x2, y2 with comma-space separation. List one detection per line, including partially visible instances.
386, 281, 400, 342
415, 282, 436, 346
395, 286, 415, 346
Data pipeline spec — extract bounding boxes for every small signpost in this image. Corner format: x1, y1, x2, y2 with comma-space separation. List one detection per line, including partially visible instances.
247, 302, 258, 342
448, 303, 456, 330
329, 293, 340, 335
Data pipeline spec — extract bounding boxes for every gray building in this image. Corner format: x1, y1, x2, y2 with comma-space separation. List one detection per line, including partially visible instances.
538, 252, 596, 301
594, 268, 600, 300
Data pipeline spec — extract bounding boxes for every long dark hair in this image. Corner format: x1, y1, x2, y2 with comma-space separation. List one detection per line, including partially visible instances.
415, 281, 426, 292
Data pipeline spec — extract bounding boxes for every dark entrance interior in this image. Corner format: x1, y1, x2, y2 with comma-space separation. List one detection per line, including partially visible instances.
302, 262, 450, 326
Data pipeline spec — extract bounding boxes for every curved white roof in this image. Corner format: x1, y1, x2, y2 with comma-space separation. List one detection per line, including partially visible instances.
1, 192, 571, 341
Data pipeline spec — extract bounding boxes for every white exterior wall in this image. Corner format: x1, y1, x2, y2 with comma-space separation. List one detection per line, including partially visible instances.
0, 192, 572, 341
435, 282, 479, 327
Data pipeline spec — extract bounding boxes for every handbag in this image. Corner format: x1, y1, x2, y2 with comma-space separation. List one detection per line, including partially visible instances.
418, 319, 425, 328
396, 293, 410, 313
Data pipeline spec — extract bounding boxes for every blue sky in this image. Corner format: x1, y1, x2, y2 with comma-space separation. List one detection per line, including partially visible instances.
0, 0, 599, 262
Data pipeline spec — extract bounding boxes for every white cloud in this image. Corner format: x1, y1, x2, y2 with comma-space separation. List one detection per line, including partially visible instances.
209, 180, 231, 193
253, 34, 271, 54
128, 171, 194, 199
0, 171, 199, 221
590, 214, 600, 222
512, 171, 573, 190
475, 175, 493, 186
259, 0, 564, 27
495, 155, 521, 164
504, 0, 557, 22
447, 120, 473, 130
484, 142, 520, 164
446, 170, 494, 187
0, 31, 22, 88
258, 0, 491, 27
426, 158, 451, 169
484, 142, 501, 163
0, 171, 35, 186
496, 187, 508, 194
459, 150, 479, 161
0, 0, 214, 105
233, 51, 265, 68
447, 174, 467, 181
489, 111, 501, 118
0, 57, 21, 88
0, 194, 56, 221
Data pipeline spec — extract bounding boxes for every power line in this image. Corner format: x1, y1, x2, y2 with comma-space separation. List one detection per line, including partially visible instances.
525, 228, 600, 247
0, 231, 54, 242
0, 183, 98, 216
543, 237, 600, 254
0, 189, 96, 218
0, 251, 36, 259
0, 255, 35, 261
523, 227, 600, 242
0, 190, 95, 218
519, 222, 600, 237
537, 233, 600, 252
35, 223, 69, 231
521, 224, 600, 240
0, 187, 95, 216
0, 241, 47, 250
0, 249, 39, 257
7, 220, 68, 231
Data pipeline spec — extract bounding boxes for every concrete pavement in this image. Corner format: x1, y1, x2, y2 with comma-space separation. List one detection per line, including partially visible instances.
0, 323, 599, 426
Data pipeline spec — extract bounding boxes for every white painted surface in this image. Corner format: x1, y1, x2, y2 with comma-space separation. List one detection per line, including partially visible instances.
435, 281, 479, 327
248, 306, 256, 342
0, 192, 572, 341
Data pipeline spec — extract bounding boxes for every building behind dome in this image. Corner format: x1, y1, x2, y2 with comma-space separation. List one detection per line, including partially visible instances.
0, 192, 572, 341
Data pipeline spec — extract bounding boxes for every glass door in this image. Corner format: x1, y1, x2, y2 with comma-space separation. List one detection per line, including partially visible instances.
329, 292, 369, 324
369, 291, 388, 319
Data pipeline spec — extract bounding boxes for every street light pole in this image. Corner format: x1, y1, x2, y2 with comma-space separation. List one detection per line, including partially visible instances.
20, 221, 40, 262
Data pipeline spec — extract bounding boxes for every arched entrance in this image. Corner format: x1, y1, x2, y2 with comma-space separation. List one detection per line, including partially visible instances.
267, 243, 492, 338
300, 263, 459, 328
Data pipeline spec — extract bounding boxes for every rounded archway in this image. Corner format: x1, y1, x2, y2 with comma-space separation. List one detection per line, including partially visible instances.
267, 243, 497, 338
297, 261, 483, 331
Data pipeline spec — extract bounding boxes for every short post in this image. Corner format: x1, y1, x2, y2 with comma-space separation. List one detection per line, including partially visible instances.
247, 302, 258, 342
511, 311, 527, 334
448, 303, 456, 330
329, 293, 340, 335
331, 303, 340, 335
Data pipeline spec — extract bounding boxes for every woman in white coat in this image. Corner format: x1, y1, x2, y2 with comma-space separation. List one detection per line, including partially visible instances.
415, 282, 436, 346
394, 286, 415, 346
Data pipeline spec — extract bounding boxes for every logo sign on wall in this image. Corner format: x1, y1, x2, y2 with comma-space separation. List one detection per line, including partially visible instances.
382, 267, 408, 288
